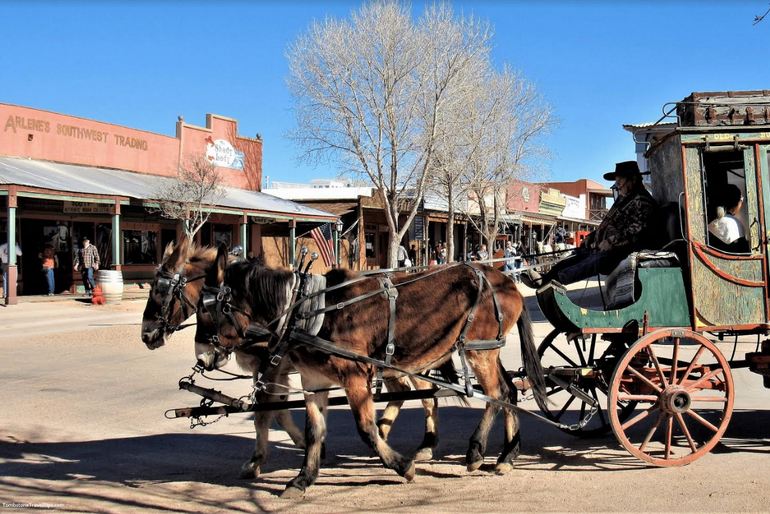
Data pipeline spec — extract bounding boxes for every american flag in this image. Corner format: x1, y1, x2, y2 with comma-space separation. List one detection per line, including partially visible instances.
310, 223, 336, 267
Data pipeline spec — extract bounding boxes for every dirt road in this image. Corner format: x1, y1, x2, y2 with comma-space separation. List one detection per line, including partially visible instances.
1, 294, 769, 513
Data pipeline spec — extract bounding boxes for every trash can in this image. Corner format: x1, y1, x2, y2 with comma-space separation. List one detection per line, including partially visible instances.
96, 270, 123, 304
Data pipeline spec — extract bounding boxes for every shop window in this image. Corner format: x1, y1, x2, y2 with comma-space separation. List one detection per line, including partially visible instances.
123, 230, 158, 264
702, 150, 752, 254
365, 230, 376, 258
95, 223, 112, 268
212, 224, 233, 249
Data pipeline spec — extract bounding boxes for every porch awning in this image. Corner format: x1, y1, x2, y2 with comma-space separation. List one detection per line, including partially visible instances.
0, 156, 336, 222
557, 215, 599, 226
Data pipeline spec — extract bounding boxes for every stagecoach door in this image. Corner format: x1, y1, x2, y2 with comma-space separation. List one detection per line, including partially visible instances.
685, 144, 768, 328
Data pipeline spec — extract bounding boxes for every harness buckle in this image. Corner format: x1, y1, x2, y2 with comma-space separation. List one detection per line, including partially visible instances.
385, 342, 395, 356
336, 302, 344, 310
270, 353, 284, 366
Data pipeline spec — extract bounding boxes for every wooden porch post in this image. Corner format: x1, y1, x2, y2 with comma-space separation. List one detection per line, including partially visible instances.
288, 219, 296, 269
240, 215, 249, 258
6, 187, 18, 305
111, 199, 122, 270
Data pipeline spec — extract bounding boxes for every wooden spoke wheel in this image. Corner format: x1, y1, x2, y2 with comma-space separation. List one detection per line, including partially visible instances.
607, 329, 734, 466
536, 329, 636, 436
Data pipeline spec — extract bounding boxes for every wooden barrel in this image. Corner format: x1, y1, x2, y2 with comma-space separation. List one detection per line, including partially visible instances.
96, 270, 123, 304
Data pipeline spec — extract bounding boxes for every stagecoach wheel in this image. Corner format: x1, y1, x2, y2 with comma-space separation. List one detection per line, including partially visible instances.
607, 329, 734, 467
536, 329, 636, 436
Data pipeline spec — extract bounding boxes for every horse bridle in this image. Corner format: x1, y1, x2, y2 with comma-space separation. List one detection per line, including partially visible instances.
201, 284, 261, 342
154, 268, 206, 333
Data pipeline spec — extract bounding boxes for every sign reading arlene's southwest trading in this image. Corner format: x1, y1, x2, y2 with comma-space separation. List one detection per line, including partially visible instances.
205, 139, 244, 170
4, 115, 149, 151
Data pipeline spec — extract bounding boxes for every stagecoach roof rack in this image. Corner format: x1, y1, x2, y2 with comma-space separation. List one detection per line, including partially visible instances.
661, 90, 770, 129
624, 90, 770, 146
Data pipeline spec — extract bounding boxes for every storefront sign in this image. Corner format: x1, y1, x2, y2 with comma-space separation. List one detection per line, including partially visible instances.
63, 201, 114, 214
413, 215, 425, 240
4, 115, 149, 151
205, 139, 244, 170
561, 194, 584, 219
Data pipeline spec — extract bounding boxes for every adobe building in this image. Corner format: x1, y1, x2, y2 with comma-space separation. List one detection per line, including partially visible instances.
0, 103, 336, 304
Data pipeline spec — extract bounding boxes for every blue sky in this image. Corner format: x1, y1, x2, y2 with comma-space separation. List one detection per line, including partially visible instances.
2, 1, 768, 185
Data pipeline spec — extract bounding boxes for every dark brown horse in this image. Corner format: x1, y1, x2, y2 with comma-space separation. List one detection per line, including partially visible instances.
140, 236, 447, 477
207, 245, 546, 498
140, 236, 306, 476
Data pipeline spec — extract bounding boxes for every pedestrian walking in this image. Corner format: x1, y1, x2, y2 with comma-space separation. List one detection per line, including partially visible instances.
73, 236, 100, 296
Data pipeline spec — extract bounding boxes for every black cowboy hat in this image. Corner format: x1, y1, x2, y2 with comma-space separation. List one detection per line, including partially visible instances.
603, 160, 650, 181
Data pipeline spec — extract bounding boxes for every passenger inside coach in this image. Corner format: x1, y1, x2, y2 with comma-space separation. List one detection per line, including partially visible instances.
708, 183, 749, 254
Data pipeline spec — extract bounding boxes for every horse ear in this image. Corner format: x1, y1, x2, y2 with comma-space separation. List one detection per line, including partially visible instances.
164, 234, 190, 270
162, 242, 175, 260
215, 243, 228, 285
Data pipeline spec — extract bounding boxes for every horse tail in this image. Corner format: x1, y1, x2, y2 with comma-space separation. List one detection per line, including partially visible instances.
435, 359, 469, 407
517, 303, 547, 406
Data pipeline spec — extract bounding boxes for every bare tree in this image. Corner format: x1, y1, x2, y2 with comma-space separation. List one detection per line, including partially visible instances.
463, 67, 553, 252
155, 155, 225, 238
287, 2, 491, 267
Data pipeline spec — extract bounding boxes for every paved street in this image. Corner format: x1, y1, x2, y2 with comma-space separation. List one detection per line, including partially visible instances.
1, 289, 769, 513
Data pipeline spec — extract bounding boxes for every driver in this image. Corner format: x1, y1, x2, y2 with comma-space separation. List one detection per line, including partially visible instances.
522, 161, 657, 288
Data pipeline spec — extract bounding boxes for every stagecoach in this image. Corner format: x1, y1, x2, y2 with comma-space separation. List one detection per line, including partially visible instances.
535, 90, 770, 465
146, 92, 770, 490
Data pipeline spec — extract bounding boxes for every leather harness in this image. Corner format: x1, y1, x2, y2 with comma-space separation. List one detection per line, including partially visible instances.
201, 262, 507, 397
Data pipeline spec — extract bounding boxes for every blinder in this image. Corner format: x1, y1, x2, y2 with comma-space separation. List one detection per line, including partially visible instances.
152, 269, 204, 333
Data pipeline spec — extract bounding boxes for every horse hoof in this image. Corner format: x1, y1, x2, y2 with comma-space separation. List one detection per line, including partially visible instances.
239, 460, 260, 479
466, 459, 483, 472
466, 444, 484, 472
403, 460, 416, 482
495, 462, 513, 475
280, 486, 305, 499
413, 447, 433, 462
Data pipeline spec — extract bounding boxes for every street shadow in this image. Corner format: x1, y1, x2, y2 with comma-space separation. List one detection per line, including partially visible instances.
2, 405, 767, 504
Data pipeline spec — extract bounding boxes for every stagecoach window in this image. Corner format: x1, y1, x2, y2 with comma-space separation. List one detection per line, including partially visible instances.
123, 230, 159, 264
702, 150, 752, 254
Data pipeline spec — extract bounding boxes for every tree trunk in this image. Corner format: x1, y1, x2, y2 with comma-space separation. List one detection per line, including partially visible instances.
447, 185, 455, 263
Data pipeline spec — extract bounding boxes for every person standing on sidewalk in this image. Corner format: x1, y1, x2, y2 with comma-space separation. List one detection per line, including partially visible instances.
39, 244, 58, 296
1, 239, 23, 301
73, 236, 100, 296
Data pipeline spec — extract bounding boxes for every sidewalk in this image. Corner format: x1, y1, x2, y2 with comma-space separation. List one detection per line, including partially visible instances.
5, 283, 151, 305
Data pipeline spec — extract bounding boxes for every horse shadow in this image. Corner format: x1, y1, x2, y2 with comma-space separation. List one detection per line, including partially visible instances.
2, 406, 767, 499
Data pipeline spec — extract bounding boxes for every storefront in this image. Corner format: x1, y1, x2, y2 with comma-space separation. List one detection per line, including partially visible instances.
0, 103, 336, 304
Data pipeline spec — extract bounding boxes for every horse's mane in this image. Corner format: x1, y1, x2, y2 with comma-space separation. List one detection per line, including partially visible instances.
160, 241, 220, 272
225, 261, 294, 323
188, 244, 218, 266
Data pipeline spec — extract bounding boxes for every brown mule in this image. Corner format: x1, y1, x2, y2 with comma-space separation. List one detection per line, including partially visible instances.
140, 236, 448, 478
140, 235, 305, 476
208, 245, 547, 497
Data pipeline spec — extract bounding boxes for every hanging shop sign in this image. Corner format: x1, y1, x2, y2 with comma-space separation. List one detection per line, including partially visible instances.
62, 201, 114, 214
205, 139, 244, 170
